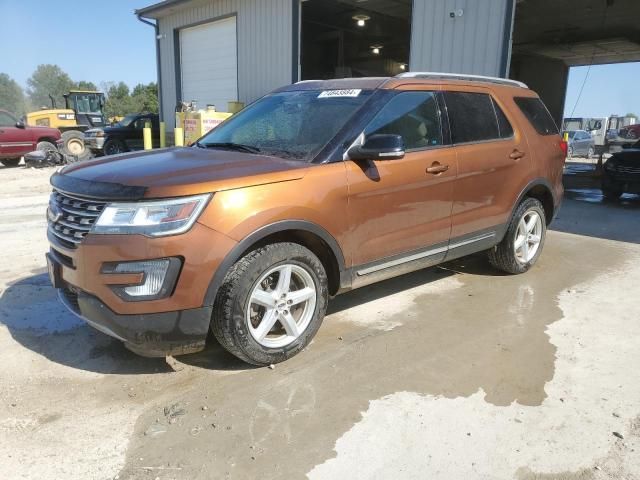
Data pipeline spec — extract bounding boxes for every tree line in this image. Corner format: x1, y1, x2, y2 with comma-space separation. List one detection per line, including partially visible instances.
0, 64, 158, 119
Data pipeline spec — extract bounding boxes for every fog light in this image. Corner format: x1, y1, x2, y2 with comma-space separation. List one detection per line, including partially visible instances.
102, 257, 182, 301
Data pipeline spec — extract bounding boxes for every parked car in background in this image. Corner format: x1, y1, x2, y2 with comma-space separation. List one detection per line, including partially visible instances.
619, 124, 640, 140
602, 139, 640, 200
0, 109, 62, 167
47, 74, 565, 365
84, 113, 160, 156
565, 130, 595, 158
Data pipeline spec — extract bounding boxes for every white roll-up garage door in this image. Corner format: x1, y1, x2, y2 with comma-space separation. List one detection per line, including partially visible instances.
179, 16, 238, 112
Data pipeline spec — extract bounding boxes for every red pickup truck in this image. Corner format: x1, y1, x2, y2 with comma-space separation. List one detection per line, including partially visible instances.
0, 109, 62, 167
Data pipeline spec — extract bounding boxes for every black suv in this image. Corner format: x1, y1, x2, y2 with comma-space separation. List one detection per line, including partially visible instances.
602, 139, 640, 200
84, 113, 159, 156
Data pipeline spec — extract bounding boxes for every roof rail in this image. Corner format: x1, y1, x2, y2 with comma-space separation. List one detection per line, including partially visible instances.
395, 71, 528, 88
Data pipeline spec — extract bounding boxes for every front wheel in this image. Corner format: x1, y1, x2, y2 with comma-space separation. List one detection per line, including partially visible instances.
103, 138, 126, 156
211, 243, 329, 366
586, 146, 594, 159
602, 185, 622, 201
488, 198, 547, 274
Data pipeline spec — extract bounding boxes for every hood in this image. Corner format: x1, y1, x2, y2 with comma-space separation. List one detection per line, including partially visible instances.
58, 147, 309, 198
610, 148, 640, 164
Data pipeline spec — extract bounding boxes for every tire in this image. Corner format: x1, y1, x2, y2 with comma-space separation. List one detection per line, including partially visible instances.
61, 130, 91, 160
488, 198, 547, 275
36, 141, 57, 153
103, 138, 126, 156
587, 146, 594, 159
567, 146, 573, 158
1, 158, 21, 167
211, 242, 329, 366
602, 185, 622, 201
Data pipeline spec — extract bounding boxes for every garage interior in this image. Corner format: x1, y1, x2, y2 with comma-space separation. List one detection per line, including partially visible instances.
510, 0, 640, 124
300, 0, 412, 79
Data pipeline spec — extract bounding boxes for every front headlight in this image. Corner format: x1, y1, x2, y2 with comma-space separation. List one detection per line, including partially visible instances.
95, 130, 105, 137
92, 194, 211, 236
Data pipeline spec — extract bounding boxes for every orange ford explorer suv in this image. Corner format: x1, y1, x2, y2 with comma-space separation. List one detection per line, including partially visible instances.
46, 73, 566, 365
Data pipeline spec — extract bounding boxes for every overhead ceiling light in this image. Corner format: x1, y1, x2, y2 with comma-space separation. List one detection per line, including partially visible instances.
371, 45, 383, 54
353, 14, 370, 27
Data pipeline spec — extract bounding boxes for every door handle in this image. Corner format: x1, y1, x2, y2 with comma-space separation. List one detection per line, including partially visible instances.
426, 163, 449, 174
509, 149, 525, 160
0, 130, 4, 134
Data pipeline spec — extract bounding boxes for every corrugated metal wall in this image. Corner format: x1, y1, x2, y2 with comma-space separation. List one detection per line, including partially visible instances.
157, 0, 294, 127
410, 0, 512, 77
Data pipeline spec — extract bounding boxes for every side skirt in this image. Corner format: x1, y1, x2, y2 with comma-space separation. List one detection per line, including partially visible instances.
339, 225, 505, 292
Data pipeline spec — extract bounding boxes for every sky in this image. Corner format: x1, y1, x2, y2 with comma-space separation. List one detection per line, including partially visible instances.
0, 0, 156, 90
0, 0, 638, 119
563, 62, 640, 119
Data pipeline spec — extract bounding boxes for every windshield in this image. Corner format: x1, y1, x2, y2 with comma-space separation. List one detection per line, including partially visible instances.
115, 114, 138, 127
566, 131, 577, 139
71, 93, 103, 114
198, 89, 373, 161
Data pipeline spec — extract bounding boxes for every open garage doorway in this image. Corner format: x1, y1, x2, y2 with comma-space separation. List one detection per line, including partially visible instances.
509, 0, 640, 126
300, 0, 412, 80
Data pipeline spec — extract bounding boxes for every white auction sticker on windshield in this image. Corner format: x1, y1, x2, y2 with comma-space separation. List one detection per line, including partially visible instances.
318, 89, 362, 98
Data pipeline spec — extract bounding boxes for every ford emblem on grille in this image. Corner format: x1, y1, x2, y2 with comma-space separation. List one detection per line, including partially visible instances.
47, 204, 62, 223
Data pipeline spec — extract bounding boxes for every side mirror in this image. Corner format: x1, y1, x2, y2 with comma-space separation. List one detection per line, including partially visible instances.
15, 120, 25, 129
347, 134, 405, 161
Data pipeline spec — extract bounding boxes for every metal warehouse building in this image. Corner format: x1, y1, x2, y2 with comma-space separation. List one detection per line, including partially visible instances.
136, 0, 640, 130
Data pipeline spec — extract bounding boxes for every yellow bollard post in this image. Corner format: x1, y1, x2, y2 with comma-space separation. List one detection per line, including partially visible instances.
563, 131, 569, 141
160, 122, 166, 148
174, 127, 184, 147
143, 124, 152, 151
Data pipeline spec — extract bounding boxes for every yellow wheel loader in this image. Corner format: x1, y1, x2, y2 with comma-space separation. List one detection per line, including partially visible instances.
25, 90, 106, 160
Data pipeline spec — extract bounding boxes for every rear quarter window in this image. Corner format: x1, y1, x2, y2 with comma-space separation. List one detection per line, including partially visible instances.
514, 97, 558, 135
443, 91, 512, 143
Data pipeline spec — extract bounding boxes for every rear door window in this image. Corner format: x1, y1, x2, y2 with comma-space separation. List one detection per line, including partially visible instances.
364, 91, 443, 150
514, 97, 558, 135
443, 92, 503, 143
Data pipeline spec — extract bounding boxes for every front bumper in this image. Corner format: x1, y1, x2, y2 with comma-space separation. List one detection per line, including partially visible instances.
603, 173, 640, 194
84, 136, 105, 151
47, 221, 238, 356
58, 283, 211, 356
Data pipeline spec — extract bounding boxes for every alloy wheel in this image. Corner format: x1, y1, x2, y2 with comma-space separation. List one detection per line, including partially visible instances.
514, 210, 542, 263
246, 264, 317, 348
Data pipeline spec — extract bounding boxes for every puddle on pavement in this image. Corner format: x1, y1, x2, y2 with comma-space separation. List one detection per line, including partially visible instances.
115, 232, 625, 480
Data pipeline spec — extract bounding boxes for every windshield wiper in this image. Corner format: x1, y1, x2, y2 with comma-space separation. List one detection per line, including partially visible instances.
195, 142, 261, 154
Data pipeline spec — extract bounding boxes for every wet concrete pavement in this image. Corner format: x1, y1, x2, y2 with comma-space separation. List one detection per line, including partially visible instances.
0, 163, 638, 479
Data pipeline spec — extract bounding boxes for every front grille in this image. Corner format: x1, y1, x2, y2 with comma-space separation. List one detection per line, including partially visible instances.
611, 165, 640, 175
48, 190, 108, 249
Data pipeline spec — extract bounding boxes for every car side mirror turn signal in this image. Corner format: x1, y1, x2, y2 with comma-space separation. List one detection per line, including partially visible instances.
347, 134, 405, 161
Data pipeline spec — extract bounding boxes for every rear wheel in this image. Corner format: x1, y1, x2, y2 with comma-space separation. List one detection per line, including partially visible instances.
61, 130, 90, 160
488, 198, 547, 274
211, 242, 328, 366
1, 158, 21, 167
586, 146, 594, 159
36, 141, 57, 153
